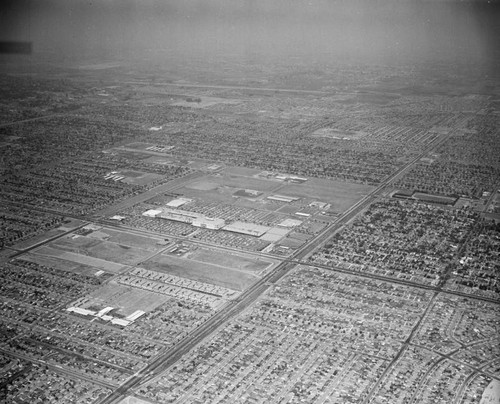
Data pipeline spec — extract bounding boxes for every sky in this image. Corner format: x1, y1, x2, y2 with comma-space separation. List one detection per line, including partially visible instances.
1, 0, 499, 70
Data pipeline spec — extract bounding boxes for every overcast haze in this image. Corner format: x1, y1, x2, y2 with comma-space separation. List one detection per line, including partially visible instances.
1, 0, 499, 71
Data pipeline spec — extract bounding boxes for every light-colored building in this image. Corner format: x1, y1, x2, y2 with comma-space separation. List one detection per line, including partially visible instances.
166, 198, 192, 208
143, 209, 162, 218
223, 221, 271, 237
267, 195, 299, 203
192, 217, 225, 230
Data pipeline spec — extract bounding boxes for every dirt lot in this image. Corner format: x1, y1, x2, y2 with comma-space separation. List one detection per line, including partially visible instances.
141, 253, 258, 291
43, 234, 154, 266
275, 178, 374, 213
186, 247, 273, 274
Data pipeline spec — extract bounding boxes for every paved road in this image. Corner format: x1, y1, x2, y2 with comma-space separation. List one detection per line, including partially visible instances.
0, 113, 63, 128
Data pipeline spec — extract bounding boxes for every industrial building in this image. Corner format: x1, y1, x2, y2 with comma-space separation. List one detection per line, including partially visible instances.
222, 221, 271, 237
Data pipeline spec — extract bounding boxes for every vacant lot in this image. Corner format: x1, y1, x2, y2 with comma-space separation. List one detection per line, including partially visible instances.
187, 247, 273, 274
214, 174, 281, 192
185, 172, 280, 193
81, 282, 170, 316
21, 253, 112, 277
142, 253, 258, 291
120, 171, 164, 186
185, 179, 219, 191
33, 247, 126, 273
46, 234, 153, 266
89, 228, 164, 251
276, 178, 373, 213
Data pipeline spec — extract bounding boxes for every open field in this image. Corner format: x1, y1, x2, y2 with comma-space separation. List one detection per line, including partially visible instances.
213, 174, 281, 192
275, 178, 374, 213
141, 253, 258, 291
184, 172, 281, 193
185, 179, 219, 191
185, 247, 274, 274
143, 155, 174, 165
33, 247, 126, 273
170, 186, 232, 203
224, 166, 263, 177
232, 197, 280, 212
17, 252, 114, 277
88, 227, 165, 251
42, 234, 154, 266
120, 171, 164, 186
75, 281, 170, 316
170, 96, 241, 109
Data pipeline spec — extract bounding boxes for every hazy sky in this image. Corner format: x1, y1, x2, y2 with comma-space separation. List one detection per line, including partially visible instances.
1, 0, 499, 69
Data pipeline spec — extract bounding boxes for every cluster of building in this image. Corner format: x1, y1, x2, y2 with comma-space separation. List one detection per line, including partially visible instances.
0, 318, 137, 384
120, 203, 196, 237
2, 364, 111, 404
0, 151, 190, 217
145, 122, 404, 185
310, 198, 477, 285
444, 218, 500, 299
159, 197, 287, 227
395, 119, 500, 199
0, 255, 170, 387
192, 228, 270, 252
118, 195, 327, 255
394, 160, 500, 199
66, 306, 146, 328
0, 259, 102, 309
137, 266, 433, 403
1, 61, 499, 403
0, 204, 63, 248
126, 297, 215, 346
128, 267, 237, 299
136, 264, 499, 404
115, 273, 226, 310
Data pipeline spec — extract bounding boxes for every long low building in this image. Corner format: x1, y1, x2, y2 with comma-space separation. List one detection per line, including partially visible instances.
222, 221, 271, 237
143, 207, 225, 229
267, 195, 300, 203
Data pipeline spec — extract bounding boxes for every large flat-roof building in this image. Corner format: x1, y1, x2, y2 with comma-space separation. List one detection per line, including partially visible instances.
145, 207, 225, 229
223, 221, 271, 237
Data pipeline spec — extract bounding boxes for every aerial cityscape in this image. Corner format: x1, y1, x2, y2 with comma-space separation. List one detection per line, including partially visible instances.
0, 0, 499, 403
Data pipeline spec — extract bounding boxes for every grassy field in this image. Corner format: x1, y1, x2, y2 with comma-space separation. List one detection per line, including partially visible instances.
233, 197, 281, 212
177, 172, 281, 205
85, 242, 152, 265
224, 166, 262, 177
175, 185, 234, 203
21, 253, 111, 277
143, 155, 174, 165
89, 228, 164, 251
33, 247, 126, 272
120, 172, 164, 186
184, 179, 220, 191
46, 234, 153, 266
213, 174, 281, 192
141, 253, 258, 291
186, 247, 273, 274
276, 178, 374, 213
